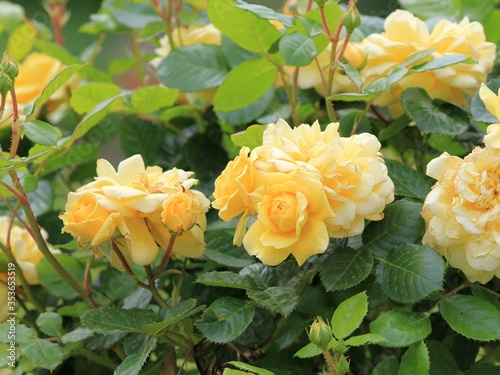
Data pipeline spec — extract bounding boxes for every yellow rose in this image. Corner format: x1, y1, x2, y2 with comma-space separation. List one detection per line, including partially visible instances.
0, 52, 77, 127
243, 168, 334, 266
0, 216, 46, 285
360, 10, 496, 117
161, 190, 210, 234
0, 276, 8, 323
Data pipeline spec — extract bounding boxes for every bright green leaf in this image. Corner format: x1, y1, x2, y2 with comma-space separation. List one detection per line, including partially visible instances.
411, 54, 474, 72
376, 244, 445, 304
195, 296, 255, 344
320, 247, 373, 292
440, 294, 500, 341
114, 337, 157, 375
484, 9, 500, 44
157, 44, 229, 92
399, 341, 430, 375
231, 124, 266, 150
20, 338, 63, 371
385, 159, 432, 201
81, 307, 162, 334
61, 327, 94, 344
70, 82, 121, 115
7, 22, 36, 60
293, 342, 323, 358
214, 57, 277, 112
196, 271, 256, 290
371, 356, 399, 375
369, 311, 431, 348
141, 299, 202, 335
344, 333, 387, 346
337, 61, 363, 90
36, 312, 62, 337
362, 200, 425, 257
22, 120, 60, 146
328, 92, 379, 102
208, 0, 281, 53
401, 88, 469, 136
0, 1, 24, 32
279, 32, 316, 67
131, 86, 178, 113
236, 3, 295, 27
332, 291, 368, 340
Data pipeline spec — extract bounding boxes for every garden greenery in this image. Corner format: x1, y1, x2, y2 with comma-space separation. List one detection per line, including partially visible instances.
0, 0, 500, 374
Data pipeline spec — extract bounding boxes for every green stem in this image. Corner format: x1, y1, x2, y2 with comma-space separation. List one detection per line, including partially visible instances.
350, 101, 372, 135
323, 349, 339, 375
145, 265, 171, 310
130, 31, 146, 86
8, 170, 93, 307
111, 241, 149, 289
154, 234, 176, 279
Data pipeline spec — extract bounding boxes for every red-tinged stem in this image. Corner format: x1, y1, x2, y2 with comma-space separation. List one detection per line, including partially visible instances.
48, 2, 65, 46
9, 87, 20, 159
154, 233, 176, 279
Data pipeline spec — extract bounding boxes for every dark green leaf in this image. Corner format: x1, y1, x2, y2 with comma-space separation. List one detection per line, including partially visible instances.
426, 340, 458, 375
376, 244, 445, 304
141, 299, 203, 335
385, 159, 432, 201
279, 32, 316, 67
246, 287, 300, 317
114, 337, 157, 375
195, 297, 255, 344
22, 120, 60, 146
468, 363, 500, 375
332, 291, 368, 340
371, 356, 399, 375
378, 115, 410, 142
225, 361, 275, 375
399, 341, 430, 375
196, 271, 256, 290
362, 200, 425, 257
235, 308, 274, 349
214, 57, 277, 112
369, 311, 431, 348
157, 44, 229, 92
36, 312, 62, 337
61, 327, 94, 344
81, 307, 162, 334
20, 339, 63, 371
208, 0, 281, 53
471, 79, 500, 123
440, 294, 500, 341
36, 255, 85, 300
401, 88, 469, 135
183, 132, 229, 180
344, 333, 387, 346
204, 229, 256, 268
320, 247, 373, 291
120, 117, 164, 166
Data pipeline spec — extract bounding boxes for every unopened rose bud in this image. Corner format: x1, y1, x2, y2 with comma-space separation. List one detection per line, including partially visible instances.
0, 73, 13, 96
313, 0, 328, 7
308, 317, 332, 350
336, 354, 350, 374
343, 5, 361, 34
1, 53, 18, 81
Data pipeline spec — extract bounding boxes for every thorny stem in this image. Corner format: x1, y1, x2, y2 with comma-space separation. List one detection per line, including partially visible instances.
323, 349, 339, 375
47, 2, 65, 46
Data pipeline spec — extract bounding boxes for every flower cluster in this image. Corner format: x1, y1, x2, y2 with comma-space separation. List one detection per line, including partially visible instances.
422, 85, 500, 284
0, 216, 48, 322
60, 155, 210, 269
0, 52, 77, 127
213, 119, 394, 266
359, 10, 496, 116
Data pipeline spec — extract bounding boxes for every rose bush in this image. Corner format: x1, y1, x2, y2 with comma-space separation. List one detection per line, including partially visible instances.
0, 0, 500, 374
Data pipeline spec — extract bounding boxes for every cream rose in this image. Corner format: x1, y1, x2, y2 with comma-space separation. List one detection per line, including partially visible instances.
360, 10, 496, 117
0, 52, 77, 127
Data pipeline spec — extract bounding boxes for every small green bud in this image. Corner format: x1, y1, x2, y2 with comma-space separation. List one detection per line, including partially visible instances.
343, 5, 361, 34
313, 0, 328, 7
308, 317, 333, 350
0, 73, 13, 96
331, 340, 347, 354
336, 354, 350, 375
1, 52, 18, 81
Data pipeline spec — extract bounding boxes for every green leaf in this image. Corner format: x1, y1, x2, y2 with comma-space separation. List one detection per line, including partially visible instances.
70, 82, 121, 115
399, 341, 430, 375
119, 116, 164, 166
208, 0, 281, 53
114, 337, 157, 375
195, 296, 255, 344
294, 342, 323, 358
231, 124, 266, 150
36, 255, 85, 300
369, 311, 432, 348
378, 115, 410, 142
0, 1, 25, 32
471, 79, 500, 123
376, 244, 445, 304
214, 57, 277, 112
20, 338, 63, 371
371, 356, 399, 375
401, 88, 469, 136
112, 2, 161, 29
25, 64, 83, 117
22, 120, 60, 146
484, 9, 500, 44
130, 86, 178, 113
236, 3, 295, 27
329, 92, 379, 102
411, 54, 474, 72
344, 333, 387, 346
157, 44, 229, 92
362, 200, 425, 257
440, 294, 500, 341
385, 159, 432, 201
81, 307, 162, 334
225, 361, 275, 375
337, 61, 363, 90
108, 57, 137, 75
58, 302, 90, 317
36, 312, 62, 337
203, 229, 256, 268
141, 299, 204, 335
398, 0, 460, 19
61, 327, 94, 344
320, 247, 373, 291
332, 291, 368, 340
7, 22, 37, 61
246, 287, 300, 317
426, 340, 458, 375
468, 363, 500, 375
279, 32, 316, 67
196, 271, 256, 290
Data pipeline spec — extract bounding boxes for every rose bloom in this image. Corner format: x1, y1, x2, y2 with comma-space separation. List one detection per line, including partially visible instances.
61, 154, 210, 267
0, 52, 77, 127
243, 168, 334, 266
360, 10, 496, 117
0, 216, 46, 285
